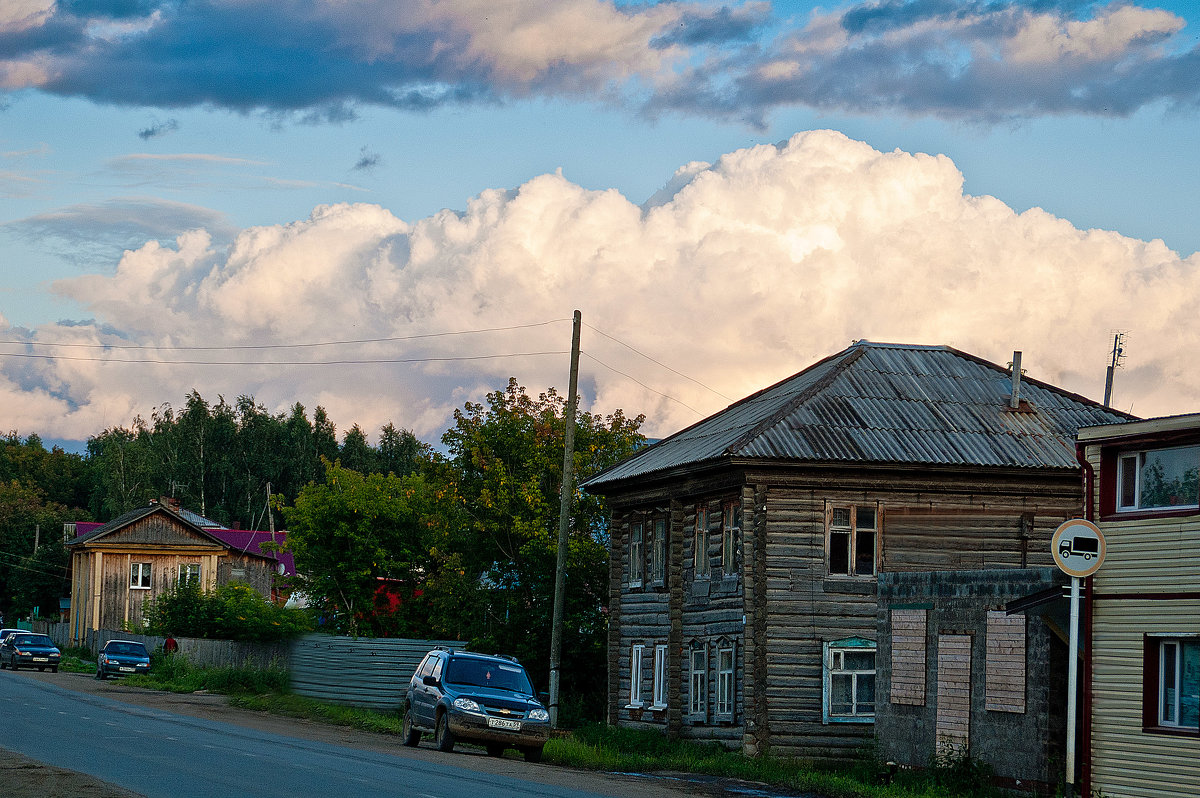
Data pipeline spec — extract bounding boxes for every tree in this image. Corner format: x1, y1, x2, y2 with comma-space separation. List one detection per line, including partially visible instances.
283, 460, 456, 638
436, 378, 644, 721
0, 481, 72, 619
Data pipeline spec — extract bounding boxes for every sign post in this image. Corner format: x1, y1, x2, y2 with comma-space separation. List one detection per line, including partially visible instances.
1051, 519, 1106, 797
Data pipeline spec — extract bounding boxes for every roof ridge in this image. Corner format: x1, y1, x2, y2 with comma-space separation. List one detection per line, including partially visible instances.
725, 344, 866, 455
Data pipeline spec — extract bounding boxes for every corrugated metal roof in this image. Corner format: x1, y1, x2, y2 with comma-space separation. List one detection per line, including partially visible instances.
584, 341, 1135, 489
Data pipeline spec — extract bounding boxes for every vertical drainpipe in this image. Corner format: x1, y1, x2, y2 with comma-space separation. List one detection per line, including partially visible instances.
1076, 442, 1096, 796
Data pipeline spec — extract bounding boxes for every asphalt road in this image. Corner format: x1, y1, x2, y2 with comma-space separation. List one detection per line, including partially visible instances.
0, 669, 798, 798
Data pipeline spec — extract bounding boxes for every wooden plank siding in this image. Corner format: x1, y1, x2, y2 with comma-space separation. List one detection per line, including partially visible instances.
1081, 437, 1200, 798
605, 462, 1088, 760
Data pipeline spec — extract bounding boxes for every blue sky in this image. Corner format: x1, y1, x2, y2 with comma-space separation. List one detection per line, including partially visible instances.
1, 0, 1199, 445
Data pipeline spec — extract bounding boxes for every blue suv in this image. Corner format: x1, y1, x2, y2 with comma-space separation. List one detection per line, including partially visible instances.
402, 648, 550, 762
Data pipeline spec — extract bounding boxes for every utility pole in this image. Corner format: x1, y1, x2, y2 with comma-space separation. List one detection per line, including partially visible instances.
549, 310, 581, 728
1103, 332, 1126, 407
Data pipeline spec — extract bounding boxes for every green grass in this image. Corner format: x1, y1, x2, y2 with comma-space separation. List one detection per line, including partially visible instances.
123, 653, 289, 694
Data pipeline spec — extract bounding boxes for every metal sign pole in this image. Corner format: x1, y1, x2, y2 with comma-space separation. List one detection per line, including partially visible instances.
1065, 575, 1081, 796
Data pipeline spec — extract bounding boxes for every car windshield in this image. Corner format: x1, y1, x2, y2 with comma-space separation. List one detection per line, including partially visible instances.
106, 643, 147, 656
13, 635, 51, 647
445, 658, 533, 694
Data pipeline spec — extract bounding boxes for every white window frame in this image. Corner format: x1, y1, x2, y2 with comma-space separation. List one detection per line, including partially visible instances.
178, 563, 201, 584
650, 518, 666, 584
823, 638, 877, 723
1117, 446, 1200, 512
130, 562, 152, 590
652, 644, 669, 709
629, 644, 645, 707
689, 645, 707, 718
629, 521, 644, 588
694, 505, 710, 578
826, 503, 879, 577
1158, 638, 1200, 729
716, 642, 736, 719
721, 501, 740, 577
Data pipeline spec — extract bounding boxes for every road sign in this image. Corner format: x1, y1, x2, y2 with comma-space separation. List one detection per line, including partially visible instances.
1051, 518, 1106, 578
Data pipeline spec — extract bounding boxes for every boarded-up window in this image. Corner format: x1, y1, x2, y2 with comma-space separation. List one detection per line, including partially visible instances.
890, 609, 927, 706
985, 611, 1026, 713
936, 634, 971, 754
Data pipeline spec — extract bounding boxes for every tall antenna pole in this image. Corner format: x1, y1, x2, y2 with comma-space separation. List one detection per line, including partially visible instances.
549, 310, 581, 728
1103, 332, 1125, 407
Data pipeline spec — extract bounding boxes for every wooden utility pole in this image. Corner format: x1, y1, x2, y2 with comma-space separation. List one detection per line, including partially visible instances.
1103, 332, 1125, 407
549, 310, 581, 728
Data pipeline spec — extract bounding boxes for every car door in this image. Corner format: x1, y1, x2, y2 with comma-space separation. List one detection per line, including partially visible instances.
410, 655, 438, 725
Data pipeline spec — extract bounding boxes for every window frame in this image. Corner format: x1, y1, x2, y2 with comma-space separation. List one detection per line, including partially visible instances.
650, 517, 666, 585
826, 503, 880, 578
721, 501, 741, 578
629, 644, 645, 708
716, 642, 736, 720
688, 644, 707, 719
1144, 634, 1199, 735
130, 562, 152, 590
823, 637, 877, 723
1115, 445, 1200, 513
652, 644, 669, 709
177, 562, 201, 584
694, 505, 710, 579
629, 520, 644, 588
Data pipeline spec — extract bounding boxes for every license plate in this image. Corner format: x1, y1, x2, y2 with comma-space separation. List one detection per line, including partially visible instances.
119, 667, 136, 672
32, 657, 48, 662
487, 717, 521, 731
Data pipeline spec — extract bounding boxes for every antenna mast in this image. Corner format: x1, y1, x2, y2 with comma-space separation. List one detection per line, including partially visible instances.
1103, 332, 1126, 407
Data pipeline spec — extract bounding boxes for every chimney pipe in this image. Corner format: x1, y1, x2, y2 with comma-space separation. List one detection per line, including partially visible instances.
1010, 351, 1023, 409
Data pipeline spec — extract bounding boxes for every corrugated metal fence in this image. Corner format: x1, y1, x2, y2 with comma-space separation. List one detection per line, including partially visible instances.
289, 635, 464, 710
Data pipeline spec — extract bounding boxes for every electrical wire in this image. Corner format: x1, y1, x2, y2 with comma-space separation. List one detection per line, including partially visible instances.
581, 351, 704, 416
0, 351, 567, 366
584, 322, 732, 402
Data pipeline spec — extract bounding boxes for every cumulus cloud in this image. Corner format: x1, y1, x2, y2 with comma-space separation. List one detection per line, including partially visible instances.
0, 1, 1194, 122
2, 130, 1195, 443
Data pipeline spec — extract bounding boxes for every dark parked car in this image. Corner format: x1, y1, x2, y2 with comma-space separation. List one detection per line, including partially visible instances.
96, 640, 151, 680
402, 649, 551, 762
0, 633, 61, 672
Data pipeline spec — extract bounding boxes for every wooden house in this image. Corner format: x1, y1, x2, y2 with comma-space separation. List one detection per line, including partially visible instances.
65, 500, 290, 646
582, 341, 1132, 764
1077, 414, 1200, 797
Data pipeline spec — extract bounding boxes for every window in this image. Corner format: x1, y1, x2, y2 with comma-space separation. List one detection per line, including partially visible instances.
827, 504, 878, 577
689, 645, 707, 718
985, 612, 1026, 713
629, 521, 644, 587
1146, 637, 1199, 732
721, 501, 741, 576
652, 644, 669, 708
824, 638, 876, 722
629, 644, 645, 707
1117, 446, 1200, 511
650, 518, 666, 584
130, 562, 151, 589
178, 563, 200, 584
716, 643, 736, 718
694, 505, 710, 578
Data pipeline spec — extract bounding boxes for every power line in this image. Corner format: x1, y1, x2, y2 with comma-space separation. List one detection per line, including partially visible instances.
0, 319, 570, 352
583, 322, 732, 401
581, 351, 704, 416
0, 350, 567, 366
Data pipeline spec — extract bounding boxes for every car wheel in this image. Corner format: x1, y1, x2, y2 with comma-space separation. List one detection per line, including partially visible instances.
522, 745, 544, 763
434, 712, 456, 753
401, 709, 421, 747
486, 744, 505, 758
0, 658, 6, 670
96, 667, 106, 681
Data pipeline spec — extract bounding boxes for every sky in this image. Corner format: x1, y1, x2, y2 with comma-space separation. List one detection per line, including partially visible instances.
1, 0, 1199, 449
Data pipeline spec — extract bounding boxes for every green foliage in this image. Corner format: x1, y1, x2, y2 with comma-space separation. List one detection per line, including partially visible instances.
143, 580, 311, 642
130, 654, 290, 694
0, 477, 74, 619
283, 460, 455, 638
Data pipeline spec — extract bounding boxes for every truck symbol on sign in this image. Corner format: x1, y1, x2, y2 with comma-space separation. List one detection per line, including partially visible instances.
1059, 537, 1099, 560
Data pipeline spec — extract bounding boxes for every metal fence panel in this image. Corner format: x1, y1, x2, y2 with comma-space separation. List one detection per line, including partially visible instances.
289, 635, 466, 710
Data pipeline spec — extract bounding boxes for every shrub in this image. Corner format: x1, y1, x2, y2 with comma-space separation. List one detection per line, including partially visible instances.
144, 580, 312, 642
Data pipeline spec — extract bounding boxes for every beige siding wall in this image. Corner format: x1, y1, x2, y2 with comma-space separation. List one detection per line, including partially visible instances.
1090, 598, 1200, 798
1086, 441, 1200, 798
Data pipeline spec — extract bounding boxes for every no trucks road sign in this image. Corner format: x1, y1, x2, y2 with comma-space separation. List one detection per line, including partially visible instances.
1051, 518, 1106, 578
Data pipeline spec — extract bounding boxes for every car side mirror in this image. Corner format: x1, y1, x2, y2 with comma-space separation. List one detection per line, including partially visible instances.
423, 675, 439, 687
